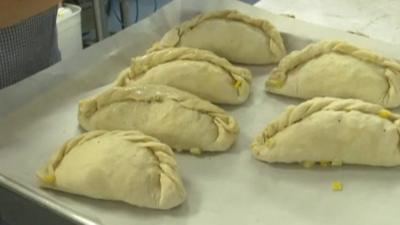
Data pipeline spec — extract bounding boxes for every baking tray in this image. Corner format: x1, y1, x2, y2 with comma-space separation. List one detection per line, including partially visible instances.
1, 0, 400, 224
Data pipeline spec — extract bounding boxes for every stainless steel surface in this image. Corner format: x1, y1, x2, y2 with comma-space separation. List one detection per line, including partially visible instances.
92, 0, 108, 40
256, 0, 400, 45
0, 176, 100, 225
1, 0, 400, 224
0, 183, 77, 225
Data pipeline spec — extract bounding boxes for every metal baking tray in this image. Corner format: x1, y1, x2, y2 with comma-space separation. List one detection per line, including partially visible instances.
1, 0, 400, 224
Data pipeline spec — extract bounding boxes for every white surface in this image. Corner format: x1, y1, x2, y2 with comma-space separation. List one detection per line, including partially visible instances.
1, 0, 400, 225
256, 0, 400, 45
57, 4, 83, 60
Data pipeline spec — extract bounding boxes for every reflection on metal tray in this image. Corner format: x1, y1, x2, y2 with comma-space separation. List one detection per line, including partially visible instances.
0, 183, 76, 225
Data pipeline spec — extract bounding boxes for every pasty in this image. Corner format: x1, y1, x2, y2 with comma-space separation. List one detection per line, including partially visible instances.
266, 40, 400, 108
36, 130, 186, 209
114, 47, 252, 104
251, 97, 400, 167
149, 10, 286, 64
78, 85, 239, 153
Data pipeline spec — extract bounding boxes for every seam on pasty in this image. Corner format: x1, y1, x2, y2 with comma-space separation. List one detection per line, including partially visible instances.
381, 69, 400, 107
381, 71, 392, 106
80, 86, 239, 135
395, 121, 400, 152
84, 99, 239, 138
258, 97, 399, 142
36, 130, 176, 187
267, 40, 400, 89
145, 146, 182, 207
36, 130, 108, 184
116, 47, 251, 87
149, 10, 286, 59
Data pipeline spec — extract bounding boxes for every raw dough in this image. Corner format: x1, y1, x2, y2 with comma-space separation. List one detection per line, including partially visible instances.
36, 130, 186, 209
149, 10, 286, 64
266, 40, 400, 108
78, 85, 239, 152
252, 97, 400, 167
115, 47, 252, 104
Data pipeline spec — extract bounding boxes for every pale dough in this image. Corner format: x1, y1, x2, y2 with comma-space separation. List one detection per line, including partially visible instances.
266, 40, 400, 108
149, 10, 286, 64
252, 97, 400, 167
36, 130, 186, 209
78, 85, 239, 152
114, 47, 252, 104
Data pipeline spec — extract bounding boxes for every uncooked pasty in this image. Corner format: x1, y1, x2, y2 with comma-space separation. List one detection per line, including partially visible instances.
149, 10, 286, 65
114, 47, 252, 104
36, 130, 186, 209
78, 85, 239, 153
251, 97, 400, 167
266, 40, 400, 108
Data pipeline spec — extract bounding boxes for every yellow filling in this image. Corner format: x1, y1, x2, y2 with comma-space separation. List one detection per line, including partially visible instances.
331, 181, 343, 191
267, 79, 284, 88
190, 147, 202, 155
320, 161, 331, 167
378, 109, 392, 119
41, 175, 55, 184
234, 80, 242, 89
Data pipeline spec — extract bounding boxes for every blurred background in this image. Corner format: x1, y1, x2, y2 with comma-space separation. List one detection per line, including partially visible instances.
57, 0, 398, 62
57, 0, 259, 60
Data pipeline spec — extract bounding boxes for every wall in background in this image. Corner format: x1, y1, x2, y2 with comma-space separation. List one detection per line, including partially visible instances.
65, 0, 258, 47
